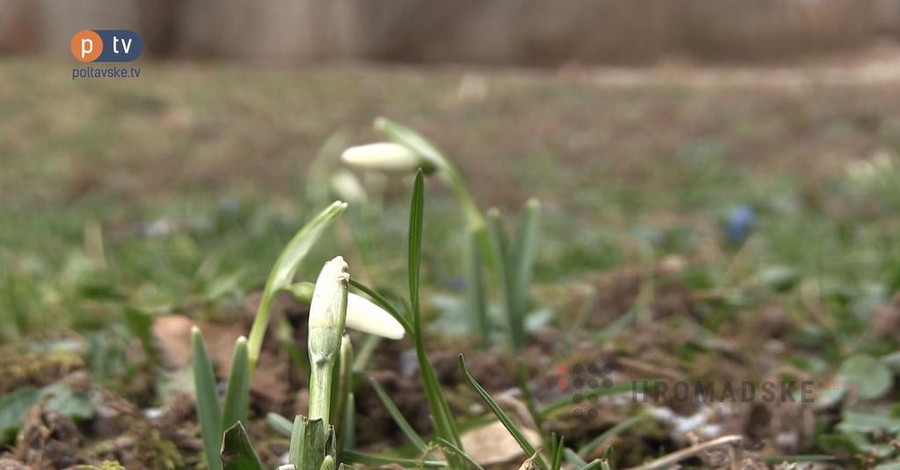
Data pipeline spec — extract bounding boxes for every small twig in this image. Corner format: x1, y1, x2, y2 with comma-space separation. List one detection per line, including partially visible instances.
623, 435, 743, 470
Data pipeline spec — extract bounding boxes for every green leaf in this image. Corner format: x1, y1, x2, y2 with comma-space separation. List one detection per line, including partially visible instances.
42, 383, 93, 420
437, 437, 485, 469
465, 227, 489, 345
342, 450, 448, 468
123, 307, 160, 368
458, 354, 546, 470
221, 422, 264, 470
550, 434, 564, 470
266, 412, 292, 437
577, 415, 647, 458
406, 170, 463, 460
192, 327, 223, 470
409, 169, 425, 315
512, 199, 541, 326
840, 354, 893, 400
0, 384, 93, 445
222, 337, 250, 432
289, 416, 332, 470
369, 378, 428, 452
488, 209, 521, 350
247, 201, 348, 370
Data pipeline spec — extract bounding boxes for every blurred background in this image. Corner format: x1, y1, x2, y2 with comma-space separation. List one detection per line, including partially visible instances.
2, 1, 900, 467
5, 0, 900, 64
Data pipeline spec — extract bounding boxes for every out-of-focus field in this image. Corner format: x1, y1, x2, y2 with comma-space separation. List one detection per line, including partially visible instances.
1, 57, 900, 467
2, 59, 899, 336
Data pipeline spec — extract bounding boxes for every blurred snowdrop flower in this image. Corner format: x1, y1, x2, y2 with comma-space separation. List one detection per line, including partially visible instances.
330, 169, 368, 204
341, 142, 434, 173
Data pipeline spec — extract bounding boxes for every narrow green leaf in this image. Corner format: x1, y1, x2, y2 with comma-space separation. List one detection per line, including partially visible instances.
437, 437, 486, 470
342, 393, 356, 452
192, 327, 223, 470
342, 450, 448, 468
458, 354, 546, 470
123, 307, 160, 368
221, 422, 264, 470
267, 412, 292, 437
577, 414, 647, 458
369, 378, 428, 452
563, 448, 588, 467
512, 199, 540, 325
247, 201, 348, 371
465, 227, 489, 345
516, 360, 544, 450
406, 170, 463, 459
409, 169, 425, 314
551, 434, 564, 470
222, 337, 250, 432
488, 209, 522, 350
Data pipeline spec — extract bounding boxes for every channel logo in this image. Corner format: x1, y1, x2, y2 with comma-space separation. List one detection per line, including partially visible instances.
70, 30, 143, 63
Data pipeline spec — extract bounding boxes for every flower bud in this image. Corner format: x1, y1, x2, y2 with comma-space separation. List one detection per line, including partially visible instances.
346, 294, 405, 339
308, 256, 349, 363
341, 142, 434, 174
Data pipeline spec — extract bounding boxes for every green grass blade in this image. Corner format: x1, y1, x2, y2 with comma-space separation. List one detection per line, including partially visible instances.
577, 414, 647, 459
342, 450, 448, 468
458, 354, 546, 470
267, 412, 292, 437
247, 201, 348, 371
342, 393, 356, 452
437, 438, 486, 470
407, 170, 463, 458
488, 209, 522, 350
512, 199, 540, 322
515, 360, 544, 449
191, 327, 223, 470
563, 448, 588, 467
409, 169, 425, 314
369, 378, 428, 452
551, 434, 565, 470
465, 227, 489, 345
221, 422, 264, 470
222, 337, 249, 432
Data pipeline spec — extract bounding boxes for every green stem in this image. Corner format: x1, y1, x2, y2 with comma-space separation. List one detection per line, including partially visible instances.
309, 358, 335, 426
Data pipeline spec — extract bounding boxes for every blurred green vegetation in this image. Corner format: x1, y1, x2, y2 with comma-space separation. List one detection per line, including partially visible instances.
1, 59, 899, 363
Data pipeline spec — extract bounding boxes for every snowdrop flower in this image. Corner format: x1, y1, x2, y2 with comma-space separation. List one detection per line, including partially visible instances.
341, 142, 433, 173
308, 256, 350, 364
330, 170, 368, 204
346, 293, 405, 339
291, 279, 405, 340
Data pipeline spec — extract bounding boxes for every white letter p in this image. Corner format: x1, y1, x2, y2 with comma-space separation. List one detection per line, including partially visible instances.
81, 38, 93, 59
